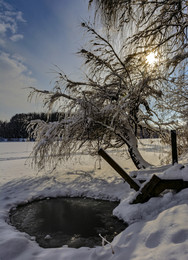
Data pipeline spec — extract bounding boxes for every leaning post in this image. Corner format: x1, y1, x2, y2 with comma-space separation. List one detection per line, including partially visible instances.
171, 130, 178, 165
98, 148, 140, 191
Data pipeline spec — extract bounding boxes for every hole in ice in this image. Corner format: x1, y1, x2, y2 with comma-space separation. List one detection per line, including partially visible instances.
9, 197, 127, 248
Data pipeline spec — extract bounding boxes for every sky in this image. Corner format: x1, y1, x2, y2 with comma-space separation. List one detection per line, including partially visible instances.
0, 0, 91, 121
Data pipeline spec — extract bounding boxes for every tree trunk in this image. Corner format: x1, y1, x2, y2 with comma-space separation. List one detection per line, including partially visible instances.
127, 145, 151, 169
124, 127, 152, 169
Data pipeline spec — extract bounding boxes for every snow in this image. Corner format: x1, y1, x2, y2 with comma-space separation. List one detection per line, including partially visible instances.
0, 140, 188, 260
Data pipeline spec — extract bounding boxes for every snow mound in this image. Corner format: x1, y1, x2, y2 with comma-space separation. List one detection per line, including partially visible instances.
112, 204, 188, 260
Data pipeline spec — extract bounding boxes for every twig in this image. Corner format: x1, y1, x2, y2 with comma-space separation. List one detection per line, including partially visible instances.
99, 233, 115, 254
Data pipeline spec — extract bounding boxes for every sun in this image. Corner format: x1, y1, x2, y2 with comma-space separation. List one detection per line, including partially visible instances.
146, 52, 158, 65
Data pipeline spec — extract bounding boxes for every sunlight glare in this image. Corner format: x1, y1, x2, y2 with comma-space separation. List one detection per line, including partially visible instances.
146, 52, 158, 65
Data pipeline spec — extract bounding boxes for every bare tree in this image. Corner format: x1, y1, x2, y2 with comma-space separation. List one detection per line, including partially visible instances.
28, 0, 187, 170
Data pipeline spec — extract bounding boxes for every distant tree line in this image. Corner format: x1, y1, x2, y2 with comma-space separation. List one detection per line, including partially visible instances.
0, 112, 61, 140
0, 112, 159, 141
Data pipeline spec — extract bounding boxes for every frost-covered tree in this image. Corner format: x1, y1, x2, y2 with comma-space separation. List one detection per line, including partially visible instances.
90, 1, 188, 123
28, 0, 187, 170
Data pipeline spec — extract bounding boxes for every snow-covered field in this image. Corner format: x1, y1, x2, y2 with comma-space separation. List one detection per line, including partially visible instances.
0, 140, 188, 260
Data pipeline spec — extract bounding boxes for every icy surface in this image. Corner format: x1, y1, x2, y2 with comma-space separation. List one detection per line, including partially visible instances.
0, 140, 188, 260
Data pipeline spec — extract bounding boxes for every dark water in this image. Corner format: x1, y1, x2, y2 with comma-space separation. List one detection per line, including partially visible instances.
10, 197, 127, 248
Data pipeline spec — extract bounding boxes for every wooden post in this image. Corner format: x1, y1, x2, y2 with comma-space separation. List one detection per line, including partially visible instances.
98, 148, 140, 191
171, 130, 178, 165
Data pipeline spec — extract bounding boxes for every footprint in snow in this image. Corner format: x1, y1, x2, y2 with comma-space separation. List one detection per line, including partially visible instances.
145, 231, 162, 248
171, 229, 188, 244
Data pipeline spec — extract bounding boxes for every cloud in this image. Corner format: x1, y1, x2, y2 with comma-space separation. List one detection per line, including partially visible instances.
0, 23, 7, 34
0, 52, 28, 75
0, 0, 12, 11
0, 0, 25, 40
10, 34, 24, 42
0, 1, 37, 120
0, 51, 41, 120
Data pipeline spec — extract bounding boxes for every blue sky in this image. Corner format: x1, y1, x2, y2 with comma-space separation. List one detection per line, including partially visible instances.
0, 0, 90, 120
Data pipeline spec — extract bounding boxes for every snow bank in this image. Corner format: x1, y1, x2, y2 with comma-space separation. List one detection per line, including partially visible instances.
162, 163, 188, 181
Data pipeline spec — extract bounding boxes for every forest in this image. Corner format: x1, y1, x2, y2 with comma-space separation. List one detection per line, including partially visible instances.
0, 113, 61, 140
